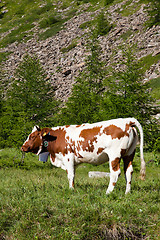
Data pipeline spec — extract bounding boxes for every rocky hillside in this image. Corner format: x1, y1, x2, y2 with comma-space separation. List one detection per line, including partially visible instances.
0, 0, 160, 102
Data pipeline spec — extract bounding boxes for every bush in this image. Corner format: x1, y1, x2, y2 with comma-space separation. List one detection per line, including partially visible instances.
39, 16, 60, 29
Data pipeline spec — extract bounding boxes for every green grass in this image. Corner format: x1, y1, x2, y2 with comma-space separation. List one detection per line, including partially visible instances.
0, 0, 78, 46
150, 77, 160, 100
140, 53, 160, 73
0, 148, 159, 239
116, 0, 141, 16
0, 51, 11, 63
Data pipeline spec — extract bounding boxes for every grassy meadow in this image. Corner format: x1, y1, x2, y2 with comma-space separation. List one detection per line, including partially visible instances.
0, 148, 159, 239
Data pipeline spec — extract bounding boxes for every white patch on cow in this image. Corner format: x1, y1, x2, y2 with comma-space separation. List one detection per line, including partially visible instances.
125, 164, 133, 194
50, 154, 66, 170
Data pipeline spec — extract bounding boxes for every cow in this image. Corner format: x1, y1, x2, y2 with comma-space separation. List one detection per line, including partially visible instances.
21, 118, 146, 194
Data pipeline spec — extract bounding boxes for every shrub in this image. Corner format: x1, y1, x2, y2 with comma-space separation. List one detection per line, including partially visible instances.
39, 16, 60, 29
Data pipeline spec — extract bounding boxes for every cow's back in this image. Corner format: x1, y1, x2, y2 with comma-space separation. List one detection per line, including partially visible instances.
51, 118, 136, 164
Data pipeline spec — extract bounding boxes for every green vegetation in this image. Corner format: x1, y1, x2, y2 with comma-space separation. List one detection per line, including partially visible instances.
0, 52, 11, 63
39, 16, 61, 29
79, 20, 94, 29
0, 148, 159, 239
118, 0, 141, 16
0, 0, 76, 47
0, 1, 160, 239
60, 41, 78, 53
0, 55, 59, 148
120, 30, 134, 40
145, 0, 160, 27
140, 53, 160, 73
150, 77, 160, 100
58, 39, 159, 150
80, 11, 112, 36
95, 11, 112, 36
59, 36, 105, 125
102, 47, 159, 150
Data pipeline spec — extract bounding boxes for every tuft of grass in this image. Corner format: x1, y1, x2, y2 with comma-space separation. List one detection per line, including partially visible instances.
120, 29, 134, 40
60, 41, 78, 53
0, 149, 160, 239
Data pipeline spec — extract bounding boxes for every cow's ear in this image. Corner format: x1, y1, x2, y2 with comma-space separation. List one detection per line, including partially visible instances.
42, 131, 57, 141
36, 126, 41, 131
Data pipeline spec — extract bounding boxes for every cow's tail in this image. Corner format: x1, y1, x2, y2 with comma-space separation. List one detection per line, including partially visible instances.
131, 118, 146, 180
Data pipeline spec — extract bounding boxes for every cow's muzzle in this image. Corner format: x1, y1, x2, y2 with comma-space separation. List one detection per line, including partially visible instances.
21, 146, 30, 152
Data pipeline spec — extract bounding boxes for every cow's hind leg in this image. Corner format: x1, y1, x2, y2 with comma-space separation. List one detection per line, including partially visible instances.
123, 151, 135, 194
106, 153, 121, 194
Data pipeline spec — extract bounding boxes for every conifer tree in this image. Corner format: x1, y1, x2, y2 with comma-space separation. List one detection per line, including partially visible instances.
101, 47, 158, 149
1, 55, 59, 147
59, 36, 105, 125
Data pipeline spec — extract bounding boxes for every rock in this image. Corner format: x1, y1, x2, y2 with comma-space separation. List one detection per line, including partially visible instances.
88, 171, 110, 178
62, 69, 72, 76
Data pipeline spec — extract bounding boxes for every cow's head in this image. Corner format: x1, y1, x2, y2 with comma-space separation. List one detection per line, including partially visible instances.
21, 126, 57, 155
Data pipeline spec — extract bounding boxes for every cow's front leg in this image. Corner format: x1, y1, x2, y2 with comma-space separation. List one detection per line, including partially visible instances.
106, 156, 121, 194
65, 154, 75, 189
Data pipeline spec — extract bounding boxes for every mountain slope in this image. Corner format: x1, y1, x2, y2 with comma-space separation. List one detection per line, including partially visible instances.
0, 0, 160, 102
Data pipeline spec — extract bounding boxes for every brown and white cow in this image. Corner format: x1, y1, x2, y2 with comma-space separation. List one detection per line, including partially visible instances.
21, 118, 146, 194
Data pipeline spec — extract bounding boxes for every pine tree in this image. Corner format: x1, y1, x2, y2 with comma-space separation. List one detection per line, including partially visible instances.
59, 36, 105, 125
101, 47, 158, 149
1, 55, 59, 147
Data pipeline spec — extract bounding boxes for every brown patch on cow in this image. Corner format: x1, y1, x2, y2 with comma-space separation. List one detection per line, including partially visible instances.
113, 182, 116, 186
76, 125, 81, 128
111, 157, 120, 171
68, 158, 70, 162
66, 136, 70, 141
65, 125, 70, 128
97, 147, 104, 154
66, 169, 68, 174
80, 126, 101, 140
129, 181, 131, 184
103, 124, 130, 140
48, 128, 69, 156
79, 126, 102, 152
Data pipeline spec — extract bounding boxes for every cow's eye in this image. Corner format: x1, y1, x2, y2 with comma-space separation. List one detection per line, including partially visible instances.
30, 135, 35, 140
